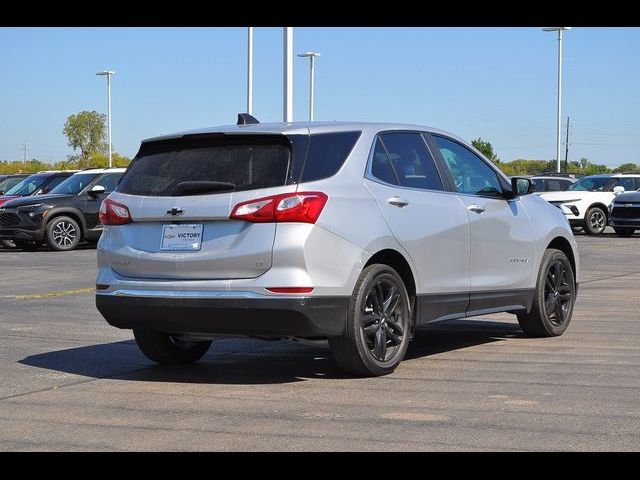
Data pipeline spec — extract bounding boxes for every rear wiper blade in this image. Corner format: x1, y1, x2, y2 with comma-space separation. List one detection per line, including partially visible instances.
174, 181, 236, 196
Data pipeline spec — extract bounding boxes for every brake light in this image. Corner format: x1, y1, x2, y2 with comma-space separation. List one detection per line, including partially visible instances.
99, 198, 132, 225
230, 192, 328, 224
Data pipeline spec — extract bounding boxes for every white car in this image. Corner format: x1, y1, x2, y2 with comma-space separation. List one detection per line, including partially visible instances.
540, 174, 640, 235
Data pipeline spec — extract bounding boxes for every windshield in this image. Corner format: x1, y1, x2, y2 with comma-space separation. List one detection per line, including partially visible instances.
50, 173, 100, 195
0, 176, 25, 193
567, 177, 613, 192
4, 175, 49, 196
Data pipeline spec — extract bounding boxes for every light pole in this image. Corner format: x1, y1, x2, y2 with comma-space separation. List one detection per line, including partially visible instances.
298, 52, 321, 121
283, 28, 293, 122
247, 27, 253, 115
96, 70, 115, 167
542, 27, 571, 173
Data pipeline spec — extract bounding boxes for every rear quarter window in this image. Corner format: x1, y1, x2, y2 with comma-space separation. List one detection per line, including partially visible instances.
300, 131, 361, 183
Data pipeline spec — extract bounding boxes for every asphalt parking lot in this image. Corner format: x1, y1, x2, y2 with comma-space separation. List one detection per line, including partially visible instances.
0, 231, 639, 451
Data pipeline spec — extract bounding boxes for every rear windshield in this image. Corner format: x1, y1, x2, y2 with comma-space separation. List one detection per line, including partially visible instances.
117, 131, 361, 197
117, 136, 291, 197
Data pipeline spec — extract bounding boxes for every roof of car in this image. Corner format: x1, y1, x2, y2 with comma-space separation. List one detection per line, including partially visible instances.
142, 121, 467, 145
74, 168, 127, 174
582, 173, 640, 178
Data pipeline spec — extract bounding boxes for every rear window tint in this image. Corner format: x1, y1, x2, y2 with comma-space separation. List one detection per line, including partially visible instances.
117, 137, 291, 197
300, 132, 361, 183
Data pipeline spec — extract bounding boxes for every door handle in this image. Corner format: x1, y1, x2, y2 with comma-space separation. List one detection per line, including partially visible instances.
467, 204, 485, 214
387, 197, 409, 208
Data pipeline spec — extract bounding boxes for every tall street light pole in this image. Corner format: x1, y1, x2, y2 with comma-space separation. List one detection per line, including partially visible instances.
283, 27, 293, 122
297, 52, 321, 121
247, 27, 253, 115
542, 27, 571, 173
96, 70, 115, 168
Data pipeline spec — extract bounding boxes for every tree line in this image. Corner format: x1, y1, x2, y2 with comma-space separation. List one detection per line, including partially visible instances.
1, 111, 131, 174
471, 138, 638, 176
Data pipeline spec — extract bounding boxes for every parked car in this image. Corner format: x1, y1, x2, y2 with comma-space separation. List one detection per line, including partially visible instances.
0, 171, 78, 207
609, 190, 640, 236
530, 175, 577, 193
0, 168, 125, 251
96, 117, 579, 376
0, 174, 29, 196
539, 174, 640, 235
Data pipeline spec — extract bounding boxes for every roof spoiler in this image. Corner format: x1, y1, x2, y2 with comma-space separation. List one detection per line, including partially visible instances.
237, 113, 260, 125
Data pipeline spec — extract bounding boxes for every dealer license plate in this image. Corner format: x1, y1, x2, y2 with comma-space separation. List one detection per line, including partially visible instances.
160, 224, 203, 251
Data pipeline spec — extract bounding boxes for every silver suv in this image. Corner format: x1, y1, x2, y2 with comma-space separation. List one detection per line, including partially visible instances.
96, 119, 579, 376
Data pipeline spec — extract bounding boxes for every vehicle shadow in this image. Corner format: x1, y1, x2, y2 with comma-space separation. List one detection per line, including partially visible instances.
19, 319, 523, 385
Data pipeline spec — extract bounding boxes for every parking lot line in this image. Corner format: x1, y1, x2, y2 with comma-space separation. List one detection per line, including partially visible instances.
3, 287, 95, 301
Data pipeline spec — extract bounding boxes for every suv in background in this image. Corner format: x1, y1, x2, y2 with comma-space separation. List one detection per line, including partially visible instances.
95, 118, 578, 377
0, 174, 30, 196
0, 168, 125, 251
0, 170, 78, 207
530, 175, 577, 193
540, 174, 640, 235
609, 189, 640, 236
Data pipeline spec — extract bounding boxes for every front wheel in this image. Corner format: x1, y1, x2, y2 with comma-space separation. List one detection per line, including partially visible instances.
584, 207, 607, 235
46, 216, 81, 251
133, 330, 212, 364
613, 227, 635, 237
329, 264, 411, 376
517, 249, 576, 337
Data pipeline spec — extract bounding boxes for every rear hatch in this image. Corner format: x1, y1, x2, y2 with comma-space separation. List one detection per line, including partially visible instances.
107, 133, 304, 280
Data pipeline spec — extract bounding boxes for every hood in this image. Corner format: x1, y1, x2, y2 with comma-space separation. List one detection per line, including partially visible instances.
539, 190, 599, 202
0, 195, 19, 206
0, 193, 73, 209
613, 191, 640, 203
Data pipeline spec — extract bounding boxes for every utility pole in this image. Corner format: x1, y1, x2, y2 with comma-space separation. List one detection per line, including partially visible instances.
23, 140, 28, 171
564, 116, 570, 173
283, 27, 293, 122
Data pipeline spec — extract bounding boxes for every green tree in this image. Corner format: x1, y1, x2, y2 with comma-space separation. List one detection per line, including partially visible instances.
613, 163, 640, 174
471, 138, 500, 163
63, 111, 108, 166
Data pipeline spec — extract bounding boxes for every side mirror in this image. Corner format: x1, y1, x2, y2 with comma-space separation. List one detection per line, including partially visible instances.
613, 186, 625, 196
39, 187, 49, 194
88, 185, 106, 197
505, 177, 533, 199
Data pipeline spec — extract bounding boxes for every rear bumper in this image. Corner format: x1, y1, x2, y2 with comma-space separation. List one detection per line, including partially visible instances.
96, 292, 349, 337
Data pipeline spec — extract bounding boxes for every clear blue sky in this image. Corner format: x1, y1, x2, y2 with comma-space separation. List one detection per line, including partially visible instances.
1, 27, 638, 167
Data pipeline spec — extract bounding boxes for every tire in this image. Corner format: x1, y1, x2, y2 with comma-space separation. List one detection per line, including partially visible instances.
329, 264, 411, 377
46, 216, 81, 251
12, 239, 40, 251
517, 249, 576, 337
133, 330, 212, 364
583, 207, 607, 235
1, 239, 15, 248
613, 227, 635, 237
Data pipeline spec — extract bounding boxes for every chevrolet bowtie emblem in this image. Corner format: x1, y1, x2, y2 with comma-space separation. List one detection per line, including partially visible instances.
625, 204, 633, 208
166, 207, 184, 216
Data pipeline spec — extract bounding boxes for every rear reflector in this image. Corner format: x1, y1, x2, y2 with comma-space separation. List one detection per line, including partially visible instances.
230, 192, 328, 224
95, 284, 110, 291
265, 287, 314, 294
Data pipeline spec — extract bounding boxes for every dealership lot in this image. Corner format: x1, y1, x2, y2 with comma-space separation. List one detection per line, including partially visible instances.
0, 232, 638, 451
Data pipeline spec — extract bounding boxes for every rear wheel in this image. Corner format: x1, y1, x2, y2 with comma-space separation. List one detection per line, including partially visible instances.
584, 207, 607, 235
46, 216, 81, 251
329, 264, 411, 376
613, 227, 635, 237
133, 330, 212, 364
517, 249, 576, 337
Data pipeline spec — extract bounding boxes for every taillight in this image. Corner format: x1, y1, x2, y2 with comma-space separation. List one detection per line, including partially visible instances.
99, 198, 132, 225
230, 192, 328, 224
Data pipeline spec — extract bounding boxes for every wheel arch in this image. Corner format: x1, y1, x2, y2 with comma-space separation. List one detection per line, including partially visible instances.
547, 236, 577, 280
364, 248, 418, 325
45, 208, 87, 240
